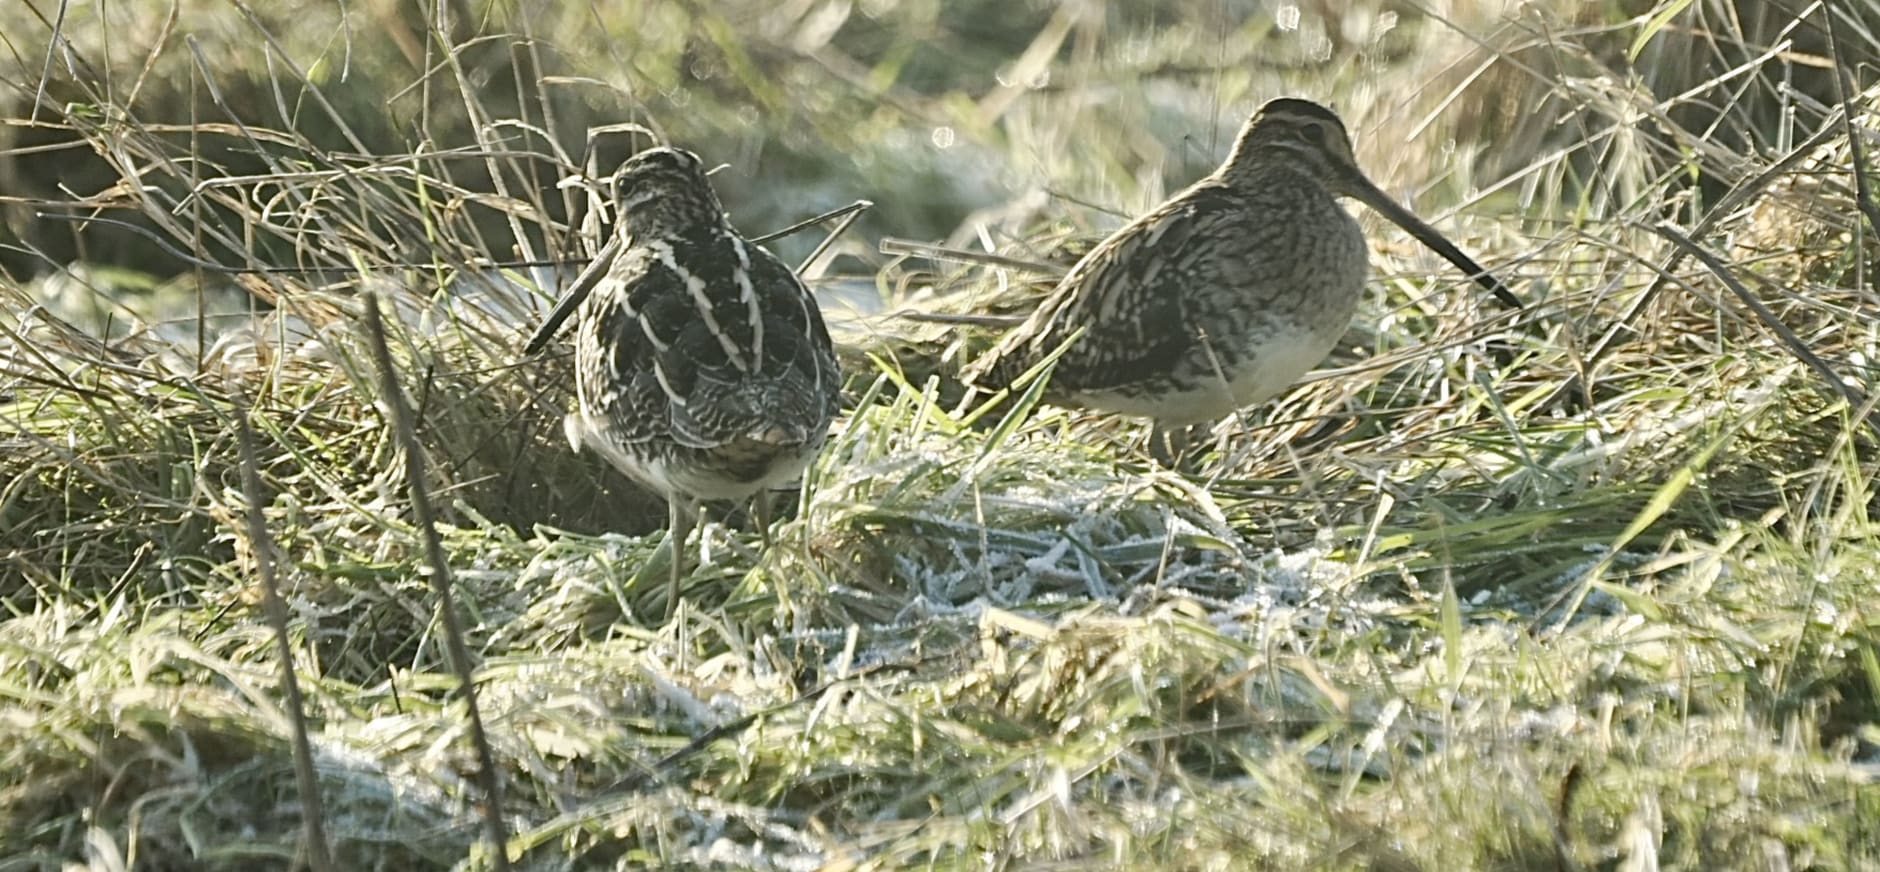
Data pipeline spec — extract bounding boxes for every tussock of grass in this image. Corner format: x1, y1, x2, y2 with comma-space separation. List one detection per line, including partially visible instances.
5, 1, 1880, 869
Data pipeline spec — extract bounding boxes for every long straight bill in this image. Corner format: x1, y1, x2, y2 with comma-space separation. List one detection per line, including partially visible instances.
522, 235, 624, 357
1346, 176, 1522, 311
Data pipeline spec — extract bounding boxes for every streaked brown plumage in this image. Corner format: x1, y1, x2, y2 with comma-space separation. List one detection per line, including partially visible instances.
966, 97, 1518, 458
528, 146, 840, 616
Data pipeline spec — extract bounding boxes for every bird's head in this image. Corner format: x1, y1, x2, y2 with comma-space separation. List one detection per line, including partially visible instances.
1223, 98, 1361, 191
1222, 98, 1524, 310
612, 146, 728, 236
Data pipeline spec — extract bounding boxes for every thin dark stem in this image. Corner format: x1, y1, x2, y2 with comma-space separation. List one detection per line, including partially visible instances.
793, 199, 873, 273
1583, 121, 1843, 371
234, 410, 335, 872
1655, 222, 1880, 441
755, 198, 874, 246
361, 294, 512, 871
1822, 5, 1880, 246
877, 237, 1061, 274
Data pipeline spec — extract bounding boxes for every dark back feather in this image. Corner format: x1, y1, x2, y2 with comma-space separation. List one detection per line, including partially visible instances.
574, 147, 840, 458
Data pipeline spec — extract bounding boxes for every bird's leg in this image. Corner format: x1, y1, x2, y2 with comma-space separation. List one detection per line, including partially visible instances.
1148, 424, 1179, 468
665, 497, 695, 619
752, 489, 775, 550
1173, 423, 1211, 474
1147, 423, 1209, 471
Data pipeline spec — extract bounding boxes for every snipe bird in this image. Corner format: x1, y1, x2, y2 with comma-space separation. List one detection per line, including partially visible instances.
965, 97, 1520, 461
526, 146, 841, 617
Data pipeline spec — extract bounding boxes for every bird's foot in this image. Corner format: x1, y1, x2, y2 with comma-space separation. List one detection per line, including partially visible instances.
1148, 423, 1211, 472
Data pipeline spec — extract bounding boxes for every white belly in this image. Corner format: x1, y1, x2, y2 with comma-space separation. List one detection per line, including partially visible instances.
1073, 325, 1342, 426
564, 409, 815, 500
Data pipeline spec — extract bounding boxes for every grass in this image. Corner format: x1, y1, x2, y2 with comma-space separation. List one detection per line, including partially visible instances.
4, 0, 1880, 869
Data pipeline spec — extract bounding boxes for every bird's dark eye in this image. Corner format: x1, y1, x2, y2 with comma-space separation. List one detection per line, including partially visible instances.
1299, 123, 1327, 146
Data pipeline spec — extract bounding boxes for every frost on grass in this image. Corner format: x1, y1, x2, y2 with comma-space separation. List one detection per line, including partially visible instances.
808, 405, 1312, 615
10, 5, 1880, 868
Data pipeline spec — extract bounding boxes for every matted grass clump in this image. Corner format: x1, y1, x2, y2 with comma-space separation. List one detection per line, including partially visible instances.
4, 1, 1880, 869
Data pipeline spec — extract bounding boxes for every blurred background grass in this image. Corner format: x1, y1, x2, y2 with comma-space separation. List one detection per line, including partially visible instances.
5, 1, 1848, 288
